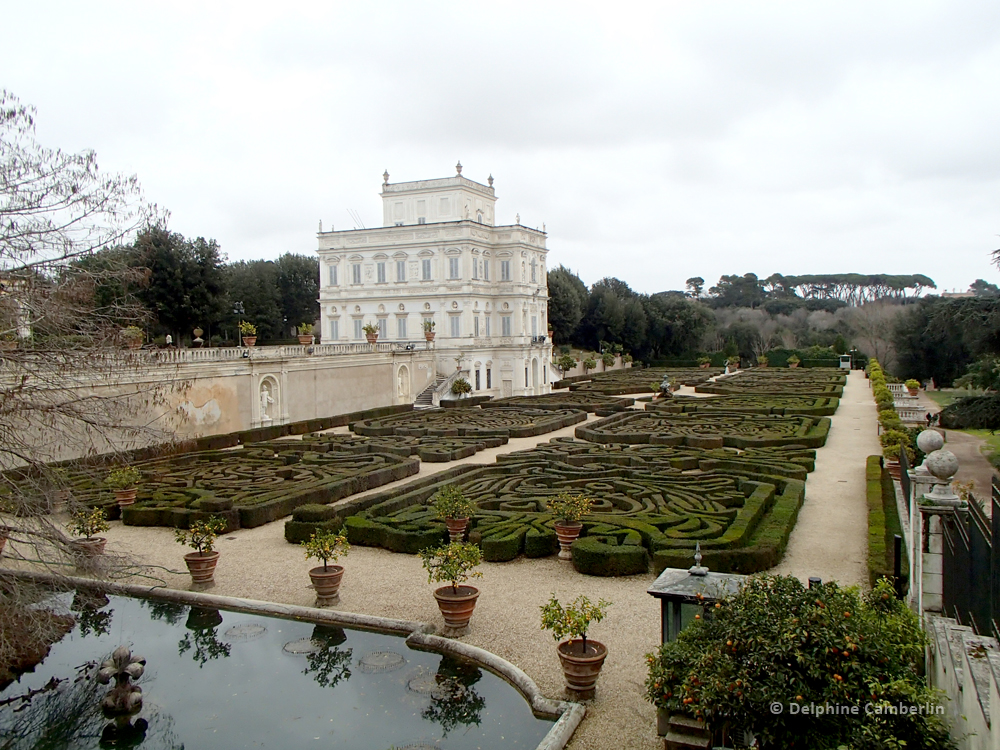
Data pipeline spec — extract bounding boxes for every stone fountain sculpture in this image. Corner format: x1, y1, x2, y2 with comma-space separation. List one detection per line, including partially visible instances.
97, 646, 146, 715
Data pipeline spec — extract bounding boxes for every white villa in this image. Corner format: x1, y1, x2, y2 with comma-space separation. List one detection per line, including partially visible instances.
317, 164, 552, 400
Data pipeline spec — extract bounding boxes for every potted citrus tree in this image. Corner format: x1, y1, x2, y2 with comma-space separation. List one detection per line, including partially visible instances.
582, 357, 597, 374
121, 326, 144, 350
69, 506, 110, 559
697, 356, 711, 369
297, 322, 314, 346
787, 354, 800, 369
540, 594, 611, 699
757, 355, 768, 368
419, 541, 483, 637
239, 321, 257, 347
302, 529, 350, 605
433, 485, 477, 542
175, 516, 227, 585
104, 466, 142, 508
905, 378, 920, 396
362, 322, 380, 345
423, 319, 436, 342
547, 492, 594, 560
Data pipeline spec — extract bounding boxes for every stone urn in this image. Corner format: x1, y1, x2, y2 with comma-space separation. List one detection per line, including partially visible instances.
433, 585, 479, 637
242, 336, 257, 347
308, 564, 344, 605
297, 334, 314, 346
114, 489, 137, 507
184, 550, 220, 585
556, 638, 608, 699
365, 333, 379, 345
424, 331, 436, 342
554, 521, 583, 560
444, 516, 469, 542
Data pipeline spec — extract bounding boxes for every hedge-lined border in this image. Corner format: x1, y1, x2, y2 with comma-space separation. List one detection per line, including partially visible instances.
866, 455, 909, 589
646, 395, 841, 418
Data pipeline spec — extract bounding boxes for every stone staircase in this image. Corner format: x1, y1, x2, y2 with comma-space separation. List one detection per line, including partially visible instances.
414, 376, 447, 409
663, 714, 712, 750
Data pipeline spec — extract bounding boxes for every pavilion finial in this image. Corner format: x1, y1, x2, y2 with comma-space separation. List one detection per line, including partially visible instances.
455, 160, 463, 175
383, 169, 389, 185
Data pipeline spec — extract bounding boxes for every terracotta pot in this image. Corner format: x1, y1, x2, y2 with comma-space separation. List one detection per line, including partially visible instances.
308, 564, 344, 604
886, 459, 902, 480
71, 537, 107, 558
907, 387, 918, 396
115, 488, 137, 507
242, 336, 257, 347
554, 520, 583, 560
433, 585, 479, 636
125, 338, 142, 350
444, 516, 469, 542
789, 362, 799, 368
184, 550, 220, 585
557, 639, 608, 699
424, 332, 436, 342
365, 333, 378, 345
699, 363, 709, 369
297, 334, 314, 346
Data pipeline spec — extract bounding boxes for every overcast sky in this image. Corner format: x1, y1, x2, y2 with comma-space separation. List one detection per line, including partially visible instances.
3, 1, 998, 295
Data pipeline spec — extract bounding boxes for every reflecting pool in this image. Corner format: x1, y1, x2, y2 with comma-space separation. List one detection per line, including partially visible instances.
0, 593, 554, 749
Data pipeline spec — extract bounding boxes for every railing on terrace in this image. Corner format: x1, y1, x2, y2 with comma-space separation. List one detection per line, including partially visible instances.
941, 476, 1000, 641
134, 342, 419, 363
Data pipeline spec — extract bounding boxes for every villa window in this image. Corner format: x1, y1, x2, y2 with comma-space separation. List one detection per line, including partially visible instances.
397, 317, 407, 339
378, 318, 387, 339
353, 319, 363, 340
450, 315, 460, 338
472, 259, 478, 280
501, 315, 512, 337
530, 259, 537, 283
352, 263, 362, 285
531, 316, 537, 336
486, 368, 492, 388
376, 262, 386, 283
483, 260, 490, 281
474, 316, 479, 337
449, 257, 460, 279
328, 265, 338, 286
422, 259, 432, 281
475, 370, 481, 390
500, 260, 511, 281
484, 316, 491, 337
330, 319, 339, 340
397, 260, 406, 281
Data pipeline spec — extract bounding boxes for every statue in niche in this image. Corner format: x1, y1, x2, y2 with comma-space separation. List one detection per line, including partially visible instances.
260, 383, 274, 421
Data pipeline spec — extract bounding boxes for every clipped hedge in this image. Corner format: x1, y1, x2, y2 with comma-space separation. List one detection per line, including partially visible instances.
939, 394, 1000, 430
866, 455, 908, 589
571, 533, 648, 576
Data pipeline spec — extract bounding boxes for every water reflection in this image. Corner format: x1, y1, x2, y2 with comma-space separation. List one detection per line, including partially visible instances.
0, 659, 182, 750
421, 656, 486, 737
71, 591, 114, 639
141, 600, 186, 627
177, 608, 231, 667
301, 625, 353, 689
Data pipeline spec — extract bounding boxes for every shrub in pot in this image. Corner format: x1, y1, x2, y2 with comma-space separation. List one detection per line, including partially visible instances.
362, 322, 380, 344
302, 529, 350, 605
756, 355, 768, 368
423, 318, 436, 341
419, 541, 483, 637
433, 485, 477, 542
601, 351, 615, 368
69, 506, 111, 561
786, 354, 800, 368
175, 516, 226, 586
104, 466, 142, 507
556, 353, 577, 373
905, 378, 920, 395
297, 322, 314, 345
239, 321, 257, 347
582, 357, 597, 373
696, 356, 711, 369
547, 492, 594, 560
121, 326, 143, 349
540, 594, 611, 699
450, 378, 472, 398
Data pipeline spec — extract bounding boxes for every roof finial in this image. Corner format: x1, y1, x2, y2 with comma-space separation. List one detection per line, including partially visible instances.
383, 169, 389, 185
455, 160, 463, 175
487, 174, 494, 187
515, 213, 520, 224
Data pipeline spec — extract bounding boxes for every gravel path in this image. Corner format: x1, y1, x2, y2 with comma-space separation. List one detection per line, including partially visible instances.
769, 369, 878, 587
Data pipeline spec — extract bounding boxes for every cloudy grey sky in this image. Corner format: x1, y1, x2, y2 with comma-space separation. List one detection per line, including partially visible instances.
3, 1, 998, 295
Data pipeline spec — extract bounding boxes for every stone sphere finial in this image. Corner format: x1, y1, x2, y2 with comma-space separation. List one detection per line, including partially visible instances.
455, 160, 462, 175
916, 430, 944, 454
925, 449, 959, 481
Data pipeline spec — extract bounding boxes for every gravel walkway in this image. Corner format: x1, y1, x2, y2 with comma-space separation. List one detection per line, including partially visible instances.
769, 369, 878, 587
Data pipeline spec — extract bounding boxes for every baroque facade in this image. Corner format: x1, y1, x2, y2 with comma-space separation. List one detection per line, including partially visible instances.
317, 165, 552, 399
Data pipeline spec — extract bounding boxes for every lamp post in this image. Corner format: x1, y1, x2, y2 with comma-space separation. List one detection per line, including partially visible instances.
233, 302, 245, 347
